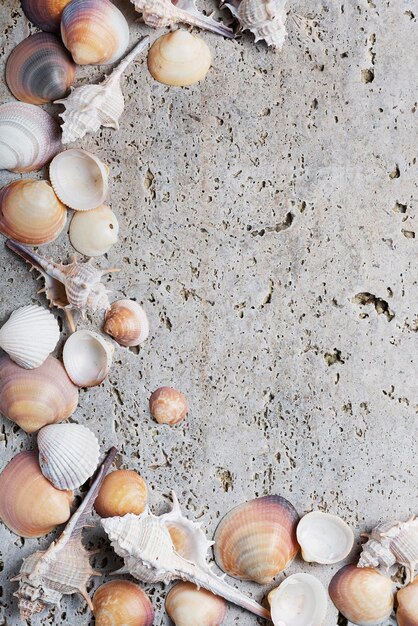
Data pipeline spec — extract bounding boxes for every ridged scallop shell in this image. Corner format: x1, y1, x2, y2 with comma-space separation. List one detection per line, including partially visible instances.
6, 33, 75, 105
63, 329, 114, 387
397, 578, 418, 626
148, 30, 212, 87
0, 354, 78, 432
268, 574, 328, 626
55, 37, 149, 145
94, 469, 148, 518
50, 149, 109, 210
0, 180, 67, 245
214, 495, 300, 584
329, 564, 394, 626
104, 300, 149, 347
21, 0, 72, 32
149, 387, 189, 425
0, 102, 61, 173
38, 423, 100, 490
61, 0, 130, 65
0, 305, 60, 369
93, 580, 154, 626
296, 511, 354, 565
69, 204, 119, 257
222, 0, 288, 48
166, 582, 227, 626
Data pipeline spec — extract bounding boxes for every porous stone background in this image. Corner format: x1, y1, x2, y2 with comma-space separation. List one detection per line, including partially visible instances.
0, 1, 417, 624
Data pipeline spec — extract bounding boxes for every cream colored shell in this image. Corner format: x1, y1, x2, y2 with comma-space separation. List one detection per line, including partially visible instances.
223, 0, 288, 49
268, 574, 328, 626
296, 511, 354, 565
63, 329, 114, 387
104, 299, 149, 347
166, 582, 227, 626
69, 204, 119, 257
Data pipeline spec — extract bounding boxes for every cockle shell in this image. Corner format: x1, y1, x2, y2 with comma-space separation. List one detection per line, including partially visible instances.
268, 573, 328, 626
55, 37, 150, 145
149, 386, 189, 425
0, 354, 78, 432
102, 492, 271, 619
0, 180, 67, 245
94, 469, 148, 518
222, 0, 288, 48
0, 450, 73, 537
21, 0, 72, 32
214, 495, 300, 584
93, 580, 154, 626
69, 204, 119, 257
6, 33, 76, 105
329, 564, 394, 626
296, 511, 354, 565
13, 448, 117, 620
132, 0, 234, 38
0, 305, 60, 369
148, 30, 212, 87
0, 102, 61, 173
50, 149, 109, 210
61, 0, 130, 65
104, 299, 149, 347
63, 330, 114, 387
38, 423, 100, 490
397, 578, 418, 626
166, 582, 228, 626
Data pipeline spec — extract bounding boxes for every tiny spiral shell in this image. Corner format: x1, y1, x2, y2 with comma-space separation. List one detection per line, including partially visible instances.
93, 580, 154, 626
104, 300, 149, 347
166, 582, 227, 626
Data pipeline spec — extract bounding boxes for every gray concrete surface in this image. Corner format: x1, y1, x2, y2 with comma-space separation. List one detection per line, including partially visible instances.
0, 0, 417, 624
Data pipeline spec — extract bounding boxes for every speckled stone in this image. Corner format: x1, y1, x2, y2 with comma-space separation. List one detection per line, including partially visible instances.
0, 1, 416, 625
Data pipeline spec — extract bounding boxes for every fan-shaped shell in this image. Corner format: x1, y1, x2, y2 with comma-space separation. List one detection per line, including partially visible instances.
296, 511, 354, 565
94, 469, 148, 518
223, 0, 288, 48
0, 305, 60, 369
397, 578, 418, 626
63, 329, 114, 387
104, 299, 149, 347
21, 0, 72, 32
50, 149, 109, 210
69, 204, 119, 256
0, 450, 73, 537
166, 582, 227, 626
93, 580, 154, 626
0, 102, 61, 173
61, 0, 130, 65
149, 386, 189, 425
0, 180, 66, 245
38, 423, 100, 490
0, 354, 78, 432
148, 30, 212, 87
6, 33, 75, 105
214, 495, 300, 584
329, 564, 394, 626
268, 573, 328, 626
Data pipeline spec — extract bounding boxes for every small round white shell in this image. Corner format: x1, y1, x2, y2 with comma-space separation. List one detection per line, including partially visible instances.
268, 573, 328, 626
63, 329, 114, 387
296, 511, 354, 565
69, 204, 119, 256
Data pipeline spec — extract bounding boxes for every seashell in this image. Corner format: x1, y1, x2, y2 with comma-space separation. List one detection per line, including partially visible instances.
55, 37, 150, 145
6, 33, 76, 105
50, 148, 109, 211
397, 578, 418, 626
358, 521, 398, 572
148, 30, 212, 87
329, 564, 394, 626
0, 180, 66, 245
94, 469, 148, 518
0, 102, 61, 173
268, 573, 328, 626
296, 511, 354, 565
0, 450, 73, 537
6, 239, 119, 331
214, 495, 300, 584
166, 582, 227, 626
93, 580, 154, 626
222, 0, 288, 48
104, 299, 149, 347
0, 354, 78, 432
21, 0, 72, 32
61, 0, 130, 65
0, 305, 60, 369
63, 329, 114, 387
38, 423, 100, 490
131, 0, 234, 38
69, 204, 119, 257
149, 386, 189, 425
102, 492, 271, 619
12, 448, 117, 620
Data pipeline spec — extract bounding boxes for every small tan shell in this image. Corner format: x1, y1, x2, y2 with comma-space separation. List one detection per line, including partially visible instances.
397, 578, 418, 626
268, 574, 327, 626
104, 300, 149, 347
94, 469, 148, 518
166, 582, 227, 626
149, 386, 189, 425
93, 580, 154, 626
63, 330, 114, 387
69, 204, 119, 257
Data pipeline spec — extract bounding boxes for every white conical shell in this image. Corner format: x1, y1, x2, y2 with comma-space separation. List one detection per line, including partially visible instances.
268, 573, 328, 626
0, 305, 60, 369
63, 329, 114, 387
38, 423, 100, 490
69, 204, 119, 256
296, 511, 354, 565
223, 0, 288, 49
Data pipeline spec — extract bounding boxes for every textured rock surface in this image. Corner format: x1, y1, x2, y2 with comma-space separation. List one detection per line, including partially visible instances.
0, 1, 416, 624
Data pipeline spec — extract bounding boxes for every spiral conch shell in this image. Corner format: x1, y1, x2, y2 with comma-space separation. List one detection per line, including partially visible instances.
102, 492, 271, 619
104, 300, 149, 347
268, 573, 328, 626
21, 0, 72, 32
397, 578, 418, 626
222, 0, 289, 48
93, 580, 154, 626
166, 582, 227, 626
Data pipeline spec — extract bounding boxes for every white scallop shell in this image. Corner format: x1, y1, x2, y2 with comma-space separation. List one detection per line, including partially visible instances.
296, 511, 354, 565
38, 422, 100, 490
49, 149, 109, 211
0, 305, 60, 369
63, 329, 114, 387
69, 204, 119, 256
268, 573, 328, 626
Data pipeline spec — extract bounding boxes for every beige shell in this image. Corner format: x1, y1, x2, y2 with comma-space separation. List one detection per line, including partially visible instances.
268, 574, 328, 626
148, 30, 212, 87
104, 300, 149, 347
149, 387, 189, 425
21, 0, 72, 32
93, 580, 154, 626
397, 578, 418, 626
63, 330, 114, 387
296, 511, 354, 565
166, 582, 227, 626
0, 305, 60, 369
222, 0, 288, 48
94, 469, 148, 518
69, 204, 119, 257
